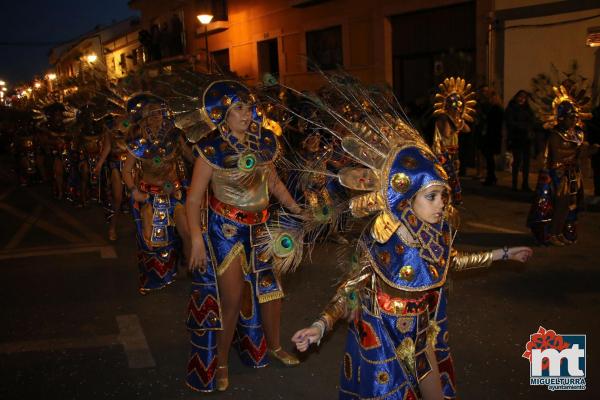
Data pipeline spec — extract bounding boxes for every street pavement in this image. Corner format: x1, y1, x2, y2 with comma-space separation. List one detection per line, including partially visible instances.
0, 167, 599, 400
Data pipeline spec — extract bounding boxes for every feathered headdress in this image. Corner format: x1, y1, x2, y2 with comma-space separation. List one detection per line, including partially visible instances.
279, 71, 450, 245
432, 77, 476, 132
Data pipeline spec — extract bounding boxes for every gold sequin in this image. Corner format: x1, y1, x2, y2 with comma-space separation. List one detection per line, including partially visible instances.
202, 146, 216, 156
408, 214, 417, 226
391, 172, 411, 193
259, 276, 273, 288
210, 107, 223, 121
378, 251, 391, 266
428, 264, 439, 279
221, 95, 232, 106
401, 156, 418, 169
396, 317, 413, 333
376, 371, 389, 384
343, 353, 352, 381
395, 244, 404, 255
222, 223, 238, 239
399, 265, 414, 281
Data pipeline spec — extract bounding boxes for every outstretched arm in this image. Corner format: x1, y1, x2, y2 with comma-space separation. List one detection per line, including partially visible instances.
186, 156, 213, 270
292, 264, 371, 352
267, 164, 302, 214
451, 246, 532, 271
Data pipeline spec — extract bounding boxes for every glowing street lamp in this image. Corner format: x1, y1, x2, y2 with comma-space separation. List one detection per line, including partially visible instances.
34, 82, 42, 89
86, 53, 98, 63
197, 12, 214, 72
46, 73, 57, 81
0, 80, 5, 86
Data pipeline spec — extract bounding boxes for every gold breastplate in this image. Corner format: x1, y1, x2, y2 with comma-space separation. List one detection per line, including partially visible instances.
211, 166, 270, 212
139, 157, 177, 184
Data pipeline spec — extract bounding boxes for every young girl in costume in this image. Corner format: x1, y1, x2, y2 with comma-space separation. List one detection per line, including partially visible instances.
287, 78, 531, 399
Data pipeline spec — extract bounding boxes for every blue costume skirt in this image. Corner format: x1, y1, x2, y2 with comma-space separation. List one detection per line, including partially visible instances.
527, 167, 582, 244
131, 183, 185, 293
186, 208, 284, 392
339, 288, 456, 400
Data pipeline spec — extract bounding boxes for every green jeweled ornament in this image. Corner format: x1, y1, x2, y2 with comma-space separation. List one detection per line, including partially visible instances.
163, 181, 173, 194
273, 233, 294, 258
153, 156, 163, 167
238, 152, 257, 172
122, 119, 130, 128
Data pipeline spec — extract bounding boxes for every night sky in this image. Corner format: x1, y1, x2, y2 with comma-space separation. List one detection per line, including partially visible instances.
0, 0, 138, 87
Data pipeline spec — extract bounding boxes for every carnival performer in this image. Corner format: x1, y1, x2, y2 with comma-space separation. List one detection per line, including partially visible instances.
37, 102, 75, 200
94, 114, 131, 241
185, 80, 303, 393
77, 106, 105, 207
12, 113, 44, 186
528, 84, 597, 246
432, 77, 477, 205
285, 76, 531, 399
121, 92, 192, 293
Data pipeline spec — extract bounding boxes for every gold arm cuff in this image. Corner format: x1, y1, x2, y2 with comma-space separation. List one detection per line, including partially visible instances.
451, 249, 494, 271
320, 293, 347, 331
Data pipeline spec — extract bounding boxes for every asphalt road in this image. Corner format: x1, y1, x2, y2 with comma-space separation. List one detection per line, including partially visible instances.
0, 168, 598, 400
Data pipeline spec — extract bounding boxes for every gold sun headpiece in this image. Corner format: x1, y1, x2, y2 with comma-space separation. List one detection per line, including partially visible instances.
542, 84, 592, 130
432, 77, 477, 132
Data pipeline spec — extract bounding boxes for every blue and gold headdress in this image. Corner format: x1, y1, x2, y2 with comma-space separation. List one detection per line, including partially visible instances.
125, 92, 178, 160
202, 80, 263, 137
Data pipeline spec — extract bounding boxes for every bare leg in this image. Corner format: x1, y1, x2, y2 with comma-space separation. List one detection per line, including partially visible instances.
419, 345, 444, 400
260, 299, 282, 349
216, 258, 244, 371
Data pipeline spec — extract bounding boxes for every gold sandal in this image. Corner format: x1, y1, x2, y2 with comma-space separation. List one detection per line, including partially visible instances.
216, 365, 228, 391
268, 346, 300, 367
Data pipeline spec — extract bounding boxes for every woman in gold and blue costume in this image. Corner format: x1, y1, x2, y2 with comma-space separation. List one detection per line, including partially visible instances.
288, 77, 531, 399
121, 92, 192, 293
185, 80, 303, 392
528, 84, 597, 246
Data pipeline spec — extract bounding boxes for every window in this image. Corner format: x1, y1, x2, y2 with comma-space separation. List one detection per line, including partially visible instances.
211, 48, 230, 72
305, 25, 342, 71
197, 0, 228, 21
257, 38, 279, 78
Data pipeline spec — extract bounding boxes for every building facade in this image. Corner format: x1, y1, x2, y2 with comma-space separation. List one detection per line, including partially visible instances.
491, 0, 600, 105
130, 0, 492, 102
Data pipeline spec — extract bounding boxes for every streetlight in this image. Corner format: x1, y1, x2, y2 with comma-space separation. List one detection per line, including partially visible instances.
46, 73, 57, 92
34, 82, 42, 89
86, 53, 98, 63
0, 80, 5, 86
197, 13, 213, 72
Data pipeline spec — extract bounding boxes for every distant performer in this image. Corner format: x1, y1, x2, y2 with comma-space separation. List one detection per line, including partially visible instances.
528, 84, 598, 246
432, 77, 477, 205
